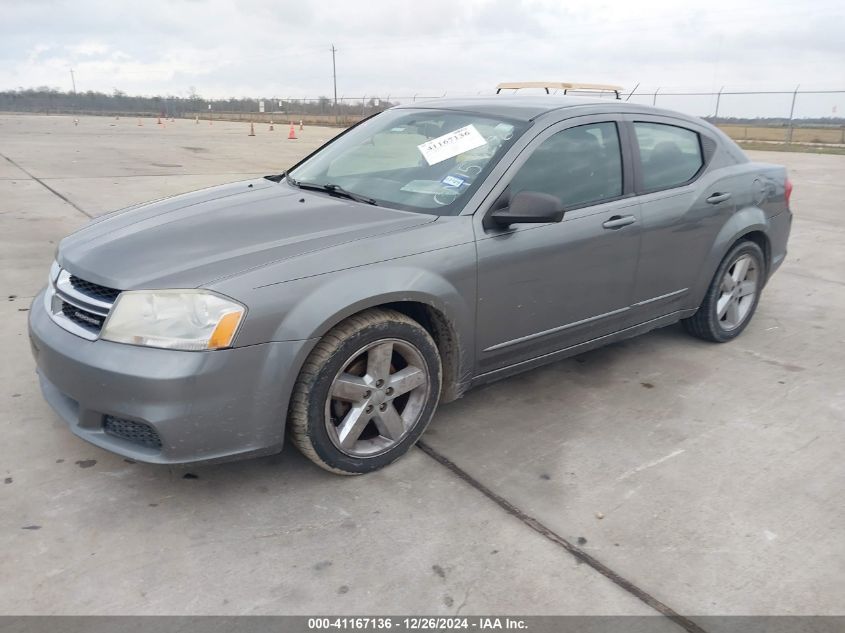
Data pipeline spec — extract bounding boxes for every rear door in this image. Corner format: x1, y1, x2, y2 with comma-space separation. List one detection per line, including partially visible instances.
473, 115, 641, 375
623, 115, 738, 324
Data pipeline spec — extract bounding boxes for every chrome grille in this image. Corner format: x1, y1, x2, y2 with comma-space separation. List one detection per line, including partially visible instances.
46, 267, 121, 340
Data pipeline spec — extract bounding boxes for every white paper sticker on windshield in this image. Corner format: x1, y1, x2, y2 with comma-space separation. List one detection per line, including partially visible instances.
417, 124, 488, 166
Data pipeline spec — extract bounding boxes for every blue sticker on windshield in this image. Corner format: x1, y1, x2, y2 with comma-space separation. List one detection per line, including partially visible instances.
441, 174, 469, 189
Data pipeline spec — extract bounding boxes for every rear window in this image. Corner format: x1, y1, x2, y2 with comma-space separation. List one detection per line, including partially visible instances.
634, 122, 703, 191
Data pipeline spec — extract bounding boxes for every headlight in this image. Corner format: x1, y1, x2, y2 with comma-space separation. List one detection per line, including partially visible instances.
100, 290, 245, 351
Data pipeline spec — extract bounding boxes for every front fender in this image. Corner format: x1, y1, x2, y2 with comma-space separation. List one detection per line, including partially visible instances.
216, 238, 478, 394
274, 262, 477, 401
277, 265, 474, 344
690, 205, 769, 307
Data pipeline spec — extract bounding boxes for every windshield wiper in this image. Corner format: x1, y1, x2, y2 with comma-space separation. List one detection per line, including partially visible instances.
291, 179, 378, 206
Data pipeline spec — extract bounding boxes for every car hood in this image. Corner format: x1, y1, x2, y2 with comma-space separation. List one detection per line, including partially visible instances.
58, 178, 437, 290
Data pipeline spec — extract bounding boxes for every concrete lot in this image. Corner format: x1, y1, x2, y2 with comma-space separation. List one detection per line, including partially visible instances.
0, 114, 842, 619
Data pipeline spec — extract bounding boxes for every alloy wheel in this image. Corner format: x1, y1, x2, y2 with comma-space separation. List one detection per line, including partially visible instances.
324, 338, 430, 457
716, 254, 759, 331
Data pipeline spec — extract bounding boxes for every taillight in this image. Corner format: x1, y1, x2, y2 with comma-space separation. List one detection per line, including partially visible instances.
784, 177, 793, 207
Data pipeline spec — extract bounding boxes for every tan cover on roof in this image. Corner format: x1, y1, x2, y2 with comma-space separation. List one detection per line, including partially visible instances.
496, 81, 624, 92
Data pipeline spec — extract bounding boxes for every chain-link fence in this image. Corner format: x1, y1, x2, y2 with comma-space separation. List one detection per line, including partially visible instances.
621, 87, 844, 144
2, 87, 843, 145
189, 95, 448, 127
196, 89, 844, 144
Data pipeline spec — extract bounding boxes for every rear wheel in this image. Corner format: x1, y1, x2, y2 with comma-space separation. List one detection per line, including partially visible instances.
683, 240, 765, 342
288, 309, 441, 474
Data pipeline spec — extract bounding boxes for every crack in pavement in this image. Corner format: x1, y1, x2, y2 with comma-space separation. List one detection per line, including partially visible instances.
1, 151, 93, 219
417, 440, 708, 633
780, 268, 845, 287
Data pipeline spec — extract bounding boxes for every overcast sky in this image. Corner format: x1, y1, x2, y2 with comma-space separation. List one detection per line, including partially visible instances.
1, 0, 844, 117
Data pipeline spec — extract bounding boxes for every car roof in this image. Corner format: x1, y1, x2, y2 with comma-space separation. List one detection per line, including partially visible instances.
394, 95, 663, 122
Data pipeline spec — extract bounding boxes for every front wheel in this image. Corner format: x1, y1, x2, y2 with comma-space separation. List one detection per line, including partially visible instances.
683, 240, 766, 343
288, 309, 442, 474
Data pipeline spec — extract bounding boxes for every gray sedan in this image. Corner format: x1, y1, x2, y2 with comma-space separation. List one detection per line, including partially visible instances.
28, 96, 792, 474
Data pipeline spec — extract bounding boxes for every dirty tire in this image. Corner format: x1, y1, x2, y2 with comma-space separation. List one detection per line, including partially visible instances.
683, 240, 766, 343
288, 309, 442, 475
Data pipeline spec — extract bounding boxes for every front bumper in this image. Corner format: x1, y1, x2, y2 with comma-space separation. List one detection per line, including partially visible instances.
28, 289, 313, 464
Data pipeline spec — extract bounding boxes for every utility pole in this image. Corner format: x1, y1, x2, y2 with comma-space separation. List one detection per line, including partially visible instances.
714, 85, 724, 120
787, 84, 800, 145
330, 44, 338, 125
70, 68, 76, 93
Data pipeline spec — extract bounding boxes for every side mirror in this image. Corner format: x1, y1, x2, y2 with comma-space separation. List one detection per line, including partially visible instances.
486, 191, 564, 229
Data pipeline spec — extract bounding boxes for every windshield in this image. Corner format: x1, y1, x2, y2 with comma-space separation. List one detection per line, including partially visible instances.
289, 108, 528, 215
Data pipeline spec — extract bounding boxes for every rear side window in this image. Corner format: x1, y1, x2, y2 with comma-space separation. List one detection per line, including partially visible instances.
509, 121, 622, 209
634, 122, 703, 190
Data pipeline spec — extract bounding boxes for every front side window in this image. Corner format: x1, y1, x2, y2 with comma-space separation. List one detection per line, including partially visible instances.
289, 109, 527, 215
509, 122, 623, 209
634, 122, 703, 190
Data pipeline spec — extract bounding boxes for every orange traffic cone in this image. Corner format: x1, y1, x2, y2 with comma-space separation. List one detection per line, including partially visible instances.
249, 122, 256, 136
288, 123, 297, 140
299, 119, 303, 131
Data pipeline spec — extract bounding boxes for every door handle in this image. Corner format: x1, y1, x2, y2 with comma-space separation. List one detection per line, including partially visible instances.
602, 215, 636, 229
706, 192, 732, 204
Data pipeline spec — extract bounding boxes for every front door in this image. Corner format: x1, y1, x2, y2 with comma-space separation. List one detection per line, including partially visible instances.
474, 116, 641, 375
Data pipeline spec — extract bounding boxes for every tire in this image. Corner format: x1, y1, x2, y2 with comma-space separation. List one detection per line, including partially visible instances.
288, 308, 442, 475
683, 240, 766, 343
